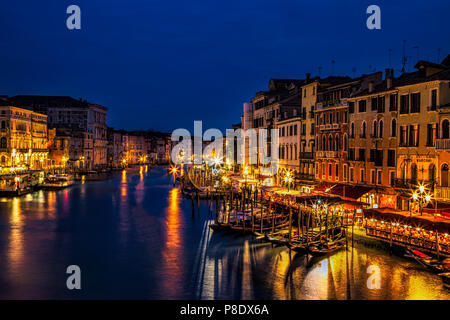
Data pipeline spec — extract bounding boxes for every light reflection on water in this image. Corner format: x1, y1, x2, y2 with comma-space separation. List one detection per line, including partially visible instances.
0, 166, 448, 299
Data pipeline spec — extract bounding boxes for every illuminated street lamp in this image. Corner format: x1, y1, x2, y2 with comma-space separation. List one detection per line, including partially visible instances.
170, 165, 178, 186
412, 183, 431, 216
284, 171, 293, 192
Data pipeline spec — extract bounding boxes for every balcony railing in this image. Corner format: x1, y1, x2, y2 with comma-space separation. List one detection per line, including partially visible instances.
316, 150, 339, 158
299, 152, 314, 159
393, 178, 436, 190
437, 187, 450, 200
436, 139, 450, 149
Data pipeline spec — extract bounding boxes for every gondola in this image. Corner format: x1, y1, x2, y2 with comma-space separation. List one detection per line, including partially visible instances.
307, 238, 346, 256
209, 222, 232, 232
438, 272, 450, 289
404, 248, 449, 273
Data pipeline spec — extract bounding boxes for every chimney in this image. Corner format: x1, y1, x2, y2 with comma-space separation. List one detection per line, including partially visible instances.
385, 68, 393, 89
306, 73, 311, 81
368, 81, 374, 93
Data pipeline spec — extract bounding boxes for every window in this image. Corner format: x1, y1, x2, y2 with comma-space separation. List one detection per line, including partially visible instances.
410, 92, 421, 113
328, 164, 332, 177
400, 125, 407, 146
360, 169, 365, 183
311, 123, 315, 135
377, 170, 382, 184
335, 164, 339, 181
372, 120, 378, 137
431, 89, 437, 110
322, 163, 325, 178
442, 164, 449, 187
400, 95, 409, 114
315, 163, 319, 177
343, 164, 348, 182
358, 100, 367, 113
0, 137, 6, 148
389, 94, 398, 111
371, 97, 378, 111
429, 164, 436, 182
387, 150, 395, 167
442, 119, 449, 139
301, 124, 306, 135
348, 148, 355, 161
350, 167, 354, 182
350, 122, 355, 138
390, 171, 395, 186
391, 119, 397, 137
379, 120, 383, 138
427, 123, 436, 146
349, 102, 355, 114
0, 120, 5, 129
371, 170, 376, 184
361, 122, 366, 138
344, 134, 348, 151
358, 148, 365, 161
294, 124, 298, 136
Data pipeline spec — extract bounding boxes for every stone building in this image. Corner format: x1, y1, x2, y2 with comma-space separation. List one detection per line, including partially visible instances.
0, 105, 48, 172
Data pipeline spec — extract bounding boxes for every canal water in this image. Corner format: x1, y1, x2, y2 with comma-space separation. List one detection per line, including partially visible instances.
0, 166, 448, 300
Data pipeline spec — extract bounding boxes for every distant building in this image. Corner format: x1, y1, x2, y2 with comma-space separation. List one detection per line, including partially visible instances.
8, 95, 108, 169
0, 105, 48, 172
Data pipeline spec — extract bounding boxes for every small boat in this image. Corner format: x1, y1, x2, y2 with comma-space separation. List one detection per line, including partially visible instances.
439, 273, 450, 289
404, 248, 449, 273
209, 222, 231, 232
287, 242, 308, 253
41, 174, 74, 190
307, 238, 346, 256
0, 174, 34, 196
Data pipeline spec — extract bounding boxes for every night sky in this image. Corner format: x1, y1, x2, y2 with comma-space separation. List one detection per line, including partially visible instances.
0, 0, 449, 133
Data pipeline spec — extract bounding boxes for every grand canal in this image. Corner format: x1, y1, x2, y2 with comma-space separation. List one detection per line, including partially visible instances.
0, 166, 448, 299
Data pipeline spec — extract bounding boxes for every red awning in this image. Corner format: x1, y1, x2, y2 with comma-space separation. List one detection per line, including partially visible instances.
329, 184, 373, 200
313, 182, 334, 192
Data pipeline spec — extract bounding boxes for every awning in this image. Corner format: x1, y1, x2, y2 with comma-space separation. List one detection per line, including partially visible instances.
313, 182, 335, 193
329, 184, 373, 201
364, 208, 450, 233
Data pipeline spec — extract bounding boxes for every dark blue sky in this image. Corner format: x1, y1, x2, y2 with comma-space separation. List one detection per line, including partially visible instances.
0, 0, 449, 133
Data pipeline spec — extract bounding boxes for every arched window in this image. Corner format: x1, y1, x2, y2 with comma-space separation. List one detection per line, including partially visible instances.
401, 162, 407, 180
429, 164, 436, 182
328, 135, 332, 151
373, 120, 378, 137
335, 135, 339, 151
0, 137, 6, 148
0, 121, 5, 129
441, 164, 449, 187
411, 163, 418, 183
322, 136, 326, 151
391, 119, 397, 137
344, 134, 348, 151
379, 120, 383, 138
442, 119, 450, 139
351, 122, 355, 138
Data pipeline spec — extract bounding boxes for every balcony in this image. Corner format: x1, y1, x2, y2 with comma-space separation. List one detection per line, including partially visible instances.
436, 139, 450, 149
437, 187, 450, 200
393, 178, 436, 190
319, 123, 340, 131
316, 150, 339, 158
299, 152, 314, 159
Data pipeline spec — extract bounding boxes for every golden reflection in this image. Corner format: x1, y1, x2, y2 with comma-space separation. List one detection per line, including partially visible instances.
8, 197, 24, 272
121, 170, 127, 200
161, 188, 184, 298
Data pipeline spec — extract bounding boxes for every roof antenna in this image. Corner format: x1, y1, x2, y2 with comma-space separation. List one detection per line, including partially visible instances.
401, 40, 407, 73
413, 46, 419, 63
388, 48, 392, 68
